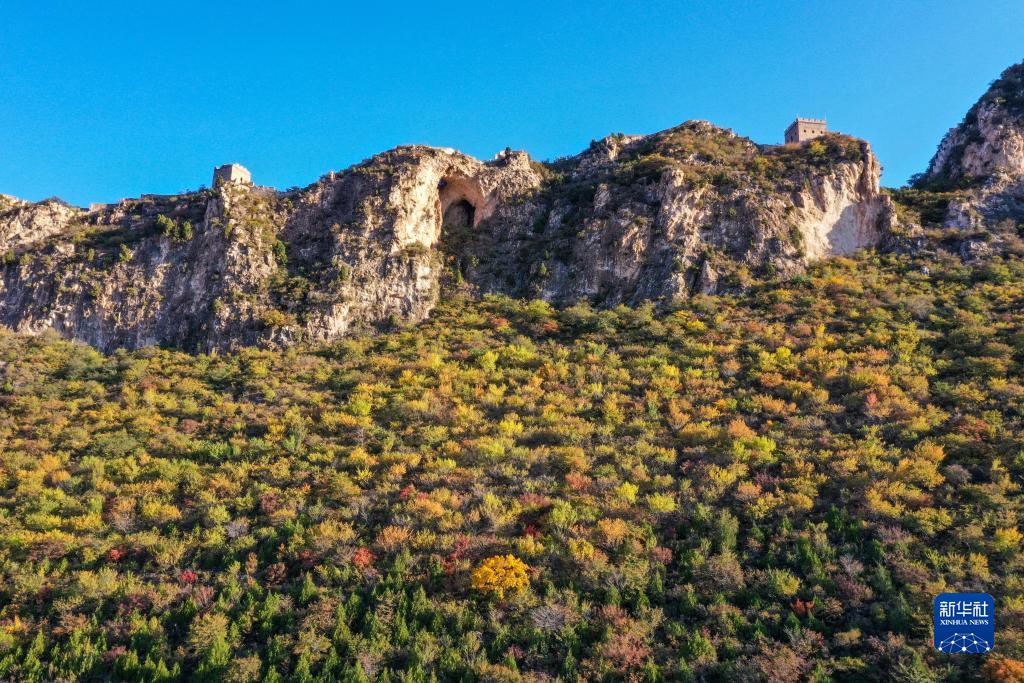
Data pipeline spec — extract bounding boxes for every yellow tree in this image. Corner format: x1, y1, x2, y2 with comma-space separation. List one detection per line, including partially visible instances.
471, 555, 530, 599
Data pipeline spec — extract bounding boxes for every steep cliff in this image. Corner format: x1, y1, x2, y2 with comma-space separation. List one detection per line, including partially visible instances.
926, 61, 1024, 184
454, 122, 893, 304
914, 60, 1024, 250
0, 195, 84, 253
0, 121, 895, 351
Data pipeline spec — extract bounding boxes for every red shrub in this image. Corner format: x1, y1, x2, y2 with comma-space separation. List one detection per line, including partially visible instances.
353, 547, 376, 568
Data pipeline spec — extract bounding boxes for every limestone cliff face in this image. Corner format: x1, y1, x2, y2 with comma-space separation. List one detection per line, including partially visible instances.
790, 149, 888, 261
272, 146, 541, 346
918, 61, 1024, 245
0, 121, 894, 351
926, 62, 1024, 184
0, 195, 84, 253
455, 122, 894, 304
0, 189, 278, 351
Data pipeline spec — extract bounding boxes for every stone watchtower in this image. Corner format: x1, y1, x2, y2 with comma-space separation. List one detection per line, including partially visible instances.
213, 163, 252, 186
785, 118, 827, 144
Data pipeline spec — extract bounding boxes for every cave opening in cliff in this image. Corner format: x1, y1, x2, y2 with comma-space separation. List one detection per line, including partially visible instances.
437, 176, 489, 287
442, 199, 475, 230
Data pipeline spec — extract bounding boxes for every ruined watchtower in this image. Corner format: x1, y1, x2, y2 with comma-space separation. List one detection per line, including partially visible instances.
213, 163, 252, 186
784, 118, 827, 144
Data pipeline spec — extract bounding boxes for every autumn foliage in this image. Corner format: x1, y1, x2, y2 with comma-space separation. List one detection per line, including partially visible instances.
0, 248, 1022, 680
470, 555, 531, 599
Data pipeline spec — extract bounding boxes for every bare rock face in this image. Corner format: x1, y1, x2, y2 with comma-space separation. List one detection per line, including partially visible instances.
917, 61, 1024, 242
0, 122, 895, 351
456, 122, 894, 304
931, 101, 1024, 180
926, 62, 1024, 184
0, 196, 84, 253
272, 146, 542, 346
790, 148, 888, 260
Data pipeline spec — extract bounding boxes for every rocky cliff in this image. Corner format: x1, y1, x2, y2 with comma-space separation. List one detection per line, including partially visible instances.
926, 62, 1024, 184
916, 60, 1024, 248
453, 123, 893, 304
0, 122, 895, 351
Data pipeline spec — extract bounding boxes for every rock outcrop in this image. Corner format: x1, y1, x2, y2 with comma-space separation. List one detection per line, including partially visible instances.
926, 62, 1024, 184
918, 60, 1024, 239
0, 121, 895, 351
455, 123, 894, 305
0, 195, 84, 253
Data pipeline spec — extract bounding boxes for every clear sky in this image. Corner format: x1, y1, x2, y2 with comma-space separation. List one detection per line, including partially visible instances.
2, 1, 1022, 206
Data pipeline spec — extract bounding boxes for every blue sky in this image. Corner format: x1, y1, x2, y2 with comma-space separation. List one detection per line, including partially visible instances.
1, 1, 1022, 206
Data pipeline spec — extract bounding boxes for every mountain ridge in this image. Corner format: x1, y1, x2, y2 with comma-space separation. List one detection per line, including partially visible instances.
0, 122, 895, 352
3, 58, 1024, 353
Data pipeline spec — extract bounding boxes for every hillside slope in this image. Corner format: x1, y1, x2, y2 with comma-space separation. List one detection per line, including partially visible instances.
0, 249, 1022, 681
3, 57, 1024, 683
